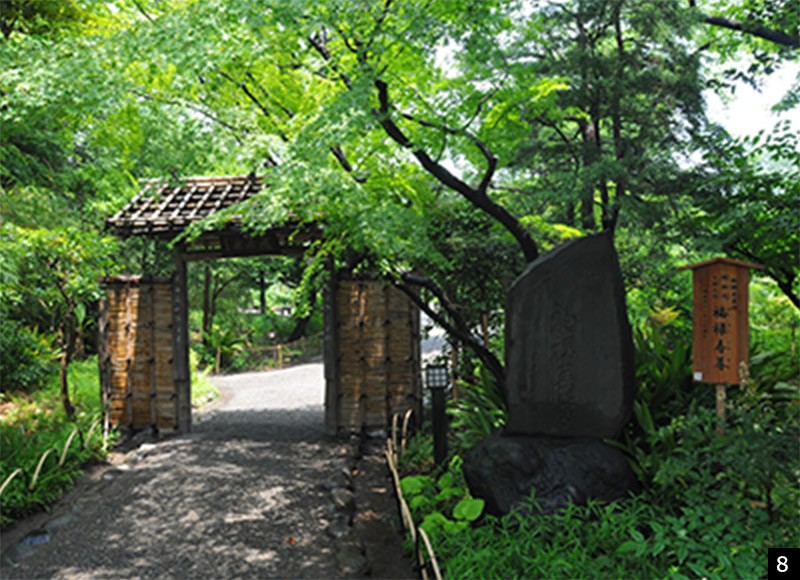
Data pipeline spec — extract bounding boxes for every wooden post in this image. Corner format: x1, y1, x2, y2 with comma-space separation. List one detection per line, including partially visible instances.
98, 288, 111, 442
715, 384, 727, 433
124, 281, 135, 429
323, 264, 340, 436
431, 387, 448, 466
173, 247, 192, 433
148, 284, 158, 433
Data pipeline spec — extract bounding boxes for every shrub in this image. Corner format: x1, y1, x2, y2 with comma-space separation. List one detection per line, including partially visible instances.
0, 318, 56, 393
0, 358, 111, 526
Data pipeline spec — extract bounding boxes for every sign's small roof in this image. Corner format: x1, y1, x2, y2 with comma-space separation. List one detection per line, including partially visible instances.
679, 257, 764, 271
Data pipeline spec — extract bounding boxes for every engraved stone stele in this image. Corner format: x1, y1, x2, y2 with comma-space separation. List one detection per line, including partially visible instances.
504, 233, 635, 439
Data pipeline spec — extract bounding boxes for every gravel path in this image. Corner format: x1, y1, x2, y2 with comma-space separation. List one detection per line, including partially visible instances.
1, 364, 346, 579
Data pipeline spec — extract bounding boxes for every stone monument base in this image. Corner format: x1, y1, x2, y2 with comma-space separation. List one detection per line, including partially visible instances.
463, 431, 638, 516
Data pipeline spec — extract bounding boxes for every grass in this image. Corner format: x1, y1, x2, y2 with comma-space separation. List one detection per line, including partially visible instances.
190, 349, 220, 409
0, 358, 109, 526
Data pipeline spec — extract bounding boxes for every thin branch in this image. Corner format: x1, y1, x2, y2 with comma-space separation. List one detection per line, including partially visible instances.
701, 13, 800, 48
399, 111, 497, 193
131, 0, 155, 23
218, 70, 292, 144
689, 8, 800, 48
246, 72, 295, 119
395, 274, 506, 395
131, 89, 246, 142
308, 31, 354, 89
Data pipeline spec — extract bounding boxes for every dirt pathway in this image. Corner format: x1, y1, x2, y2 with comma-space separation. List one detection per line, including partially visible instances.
1, 364, 414, 579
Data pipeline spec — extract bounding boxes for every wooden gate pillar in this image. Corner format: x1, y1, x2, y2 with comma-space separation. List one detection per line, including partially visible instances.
173, 247, 192, 433
326, 274, 422, 435
98, 276, 179, 432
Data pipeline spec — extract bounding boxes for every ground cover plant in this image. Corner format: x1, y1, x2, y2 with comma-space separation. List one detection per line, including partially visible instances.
0, 359, 109, 526
400, 391, 798, 578
399, 297, 799, 579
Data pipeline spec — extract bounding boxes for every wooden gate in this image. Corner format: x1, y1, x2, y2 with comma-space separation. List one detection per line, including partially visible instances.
98, 277, 181, 432
325, 277, 422, 434
99, 274, 420, 436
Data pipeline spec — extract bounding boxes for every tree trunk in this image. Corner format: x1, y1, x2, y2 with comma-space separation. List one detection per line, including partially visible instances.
579, 119, 599, 232
287, 315, 311, 343
59, 322, 76, 419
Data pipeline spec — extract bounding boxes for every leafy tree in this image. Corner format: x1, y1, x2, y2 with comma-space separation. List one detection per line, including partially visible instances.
0, 224, 116, 414
97, 0, 796, 389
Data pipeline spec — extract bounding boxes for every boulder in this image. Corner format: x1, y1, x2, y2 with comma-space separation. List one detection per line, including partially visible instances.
463, 431, 637, 516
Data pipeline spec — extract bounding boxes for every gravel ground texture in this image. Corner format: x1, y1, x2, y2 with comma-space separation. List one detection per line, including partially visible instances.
1, 363, 413, 579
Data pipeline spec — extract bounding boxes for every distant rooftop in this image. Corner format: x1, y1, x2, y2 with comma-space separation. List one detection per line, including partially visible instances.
106, 175, 263, 238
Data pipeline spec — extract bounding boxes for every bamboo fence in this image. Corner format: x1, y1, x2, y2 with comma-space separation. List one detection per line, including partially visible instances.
385, 410, 444, 580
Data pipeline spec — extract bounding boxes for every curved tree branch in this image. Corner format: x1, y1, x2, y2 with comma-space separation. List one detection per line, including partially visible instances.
395, 273, 506, 397
688, 2, 800, 48
702, 14, 800, 48
374, 78, 539, 263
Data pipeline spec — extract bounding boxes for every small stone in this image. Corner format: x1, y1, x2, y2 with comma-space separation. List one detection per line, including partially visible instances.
19, 530, 50, 547
335, 540, 369, 577
325, 516, 351, 540
321, 468, 352, 491
331, 488, 356, 517
45, 513, 73, 532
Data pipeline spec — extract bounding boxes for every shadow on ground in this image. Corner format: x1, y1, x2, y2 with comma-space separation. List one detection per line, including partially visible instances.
2, 405, 341, 579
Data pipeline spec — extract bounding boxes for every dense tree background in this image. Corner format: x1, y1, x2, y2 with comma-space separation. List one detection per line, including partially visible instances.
1, 0, 797, 394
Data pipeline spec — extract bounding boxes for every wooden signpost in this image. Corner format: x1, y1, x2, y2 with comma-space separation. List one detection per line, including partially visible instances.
681, 258, 763, 428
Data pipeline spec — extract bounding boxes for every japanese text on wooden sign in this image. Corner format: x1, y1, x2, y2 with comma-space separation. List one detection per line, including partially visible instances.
681, 258, 761, 385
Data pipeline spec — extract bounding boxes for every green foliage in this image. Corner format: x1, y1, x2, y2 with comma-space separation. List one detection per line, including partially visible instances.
431, 393, 797, 579
448, 363, 507, 453
398, 430, 435, 475
673, 125, 800, 307
0, 358, 112, 526
188, 350, 220, 409
0, 318, 56, 393
632, 316, 694, 424
400, 455, 485, 542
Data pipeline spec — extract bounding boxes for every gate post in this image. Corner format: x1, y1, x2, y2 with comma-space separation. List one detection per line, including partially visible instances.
174, 247, 192, 433
323, 265, 340, 436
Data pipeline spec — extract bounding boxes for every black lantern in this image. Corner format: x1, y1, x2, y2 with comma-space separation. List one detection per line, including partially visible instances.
425, 364, 449, 465
425, 364, 449, 391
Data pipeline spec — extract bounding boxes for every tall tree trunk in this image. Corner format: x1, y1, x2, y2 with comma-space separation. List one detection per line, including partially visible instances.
59, 320, 76, 419
607, 0, 626, 235
287, 288, 317, 342
580, 119, 599, 231
287, 315, 311, 343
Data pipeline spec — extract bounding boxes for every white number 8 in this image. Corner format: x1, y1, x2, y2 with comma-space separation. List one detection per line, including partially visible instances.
777, 555, 789, 573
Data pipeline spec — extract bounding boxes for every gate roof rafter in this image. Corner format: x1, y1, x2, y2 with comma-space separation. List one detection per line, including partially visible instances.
106, 174, 319, 260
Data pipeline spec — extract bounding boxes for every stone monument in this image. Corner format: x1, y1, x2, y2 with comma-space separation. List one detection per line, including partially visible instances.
463, 233, 638, 516
504, 232, 635, 439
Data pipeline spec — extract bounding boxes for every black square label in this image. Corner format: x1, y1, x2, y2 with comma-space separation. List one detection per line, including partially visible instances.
769, 548, 800, 579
